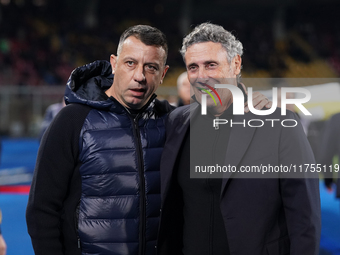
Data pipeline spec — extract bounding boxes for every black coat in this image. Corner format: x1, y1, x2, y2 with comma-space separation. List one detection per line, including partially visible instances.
158, 103, 321, 255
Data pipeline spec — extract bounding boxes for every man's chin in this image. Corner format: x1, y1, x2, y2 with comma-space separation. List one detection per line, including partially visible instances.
126, 102, 143, 110
126, 97, 149, 110
206, 105, 221, 112
198, 99, 218, 108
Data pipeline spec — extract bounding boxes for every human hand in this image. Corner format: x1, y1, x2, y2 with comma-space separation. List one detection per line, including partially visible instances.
240, 83, 272, 113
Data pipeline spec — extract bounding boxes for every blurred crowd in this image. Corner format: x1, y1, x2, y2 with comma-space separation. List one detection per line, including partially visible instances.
0, 1, 339, 86
0, 1, 118, 86
290, 8, 340, 74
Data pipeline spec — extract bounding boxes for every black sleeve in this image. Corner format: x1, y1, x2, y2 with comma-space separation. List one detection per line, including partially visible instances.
26, 103, 91, 255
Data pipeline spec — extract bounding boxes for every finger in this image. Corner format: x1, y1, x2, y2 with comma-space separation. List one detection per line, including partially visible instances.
254, 98, 271, 110
265, 101, 273, 108
255, 94, 272, 109
251, 92, 268, 110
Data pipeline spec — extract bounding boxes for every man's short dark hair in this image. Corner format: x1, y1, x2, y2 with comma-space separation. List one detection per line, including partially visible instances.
117, 25, 168, 64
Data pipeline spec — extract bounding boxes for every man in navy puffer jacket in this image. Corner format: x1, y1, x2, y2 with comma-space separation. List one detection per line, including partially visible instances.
26, 25, 172, 255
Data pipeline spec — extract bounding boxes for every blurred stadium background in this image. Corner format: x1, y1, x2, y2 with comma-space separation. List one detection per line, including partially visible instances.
0, 0, 340, 254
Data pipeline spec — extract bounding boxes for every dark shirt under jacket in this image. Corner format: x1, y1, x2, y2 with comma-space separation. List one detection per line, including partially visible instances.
177, 107, 233, 255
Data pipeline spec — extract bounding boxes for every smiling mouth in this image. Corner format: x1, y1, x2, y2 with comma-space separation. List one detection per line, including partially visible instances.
196, 82, 214, 92
195, 84, 223, 106
197, 87, 213, 93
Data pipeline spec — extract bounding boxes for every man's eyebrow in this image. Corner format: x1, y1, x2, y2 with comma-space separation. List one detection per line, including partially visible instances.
122, 57, 161, 68
122, 56, 137, 62
204, 60, 218, 65
187, 60, 217, 67
187, 62, 198, 68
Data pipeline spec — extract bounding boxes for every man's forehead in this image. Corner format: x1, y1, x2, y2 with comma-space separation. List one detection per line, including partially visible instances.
186, 41, 225, 54
120, 36, 166, 61
184, 41, 227, 62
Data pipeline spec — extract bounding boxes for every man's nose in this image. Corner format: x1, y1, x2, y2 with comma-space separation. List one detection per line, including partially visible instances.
197, 68, 209, 82
133, 65, 146, 83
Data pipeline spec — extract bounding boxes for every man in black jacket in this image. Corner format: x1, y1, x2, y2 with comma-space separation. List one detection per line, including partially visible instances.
158, 22, 321, 255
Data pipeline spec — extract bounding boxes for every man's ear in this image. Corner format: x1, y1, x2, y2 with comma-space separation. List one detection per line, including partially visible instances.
160, 65, 170, 84
232, 55, 242, 76
110, 54, 117, 74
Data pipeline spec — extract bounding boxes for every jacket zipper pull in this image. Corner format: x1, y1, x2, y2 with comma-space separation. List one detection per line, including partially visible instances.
78, 238, 81, 248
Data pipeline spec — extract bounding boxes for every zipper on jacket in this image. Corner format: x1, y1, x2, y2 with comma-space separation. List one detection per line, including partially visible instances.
133, 116, 147, 255
122, 94, 156, 255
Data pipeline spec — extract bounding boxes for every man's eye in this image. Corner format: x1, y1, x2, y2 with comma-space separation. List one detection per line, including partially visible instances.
188, 66, 197, 71
145, 65, 157, 71
208, 63, 217, 68
126, 61, 134, 66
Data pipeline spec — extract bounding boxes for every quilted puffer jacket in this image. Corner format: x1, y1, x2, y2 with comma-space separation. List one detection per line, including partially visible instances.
26, 60, 174, 255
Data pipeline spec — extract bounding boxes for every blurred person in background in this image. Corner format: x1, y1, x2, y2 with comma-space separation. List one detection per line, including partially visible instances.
0, 209, 7, 255
157, 22, 321, 255
175, 71, 192, 106
38, 98, 66, 142
319, 112, 340, 198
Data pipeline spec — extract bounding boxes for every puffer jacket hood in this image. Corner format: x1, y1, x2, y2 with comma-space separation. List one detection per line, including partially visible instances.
64, 60, 116, 111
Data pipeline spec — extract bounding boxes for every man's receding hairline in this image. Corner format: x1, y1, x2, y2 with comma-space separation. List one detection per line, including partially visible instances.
118, 35, 167, 65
